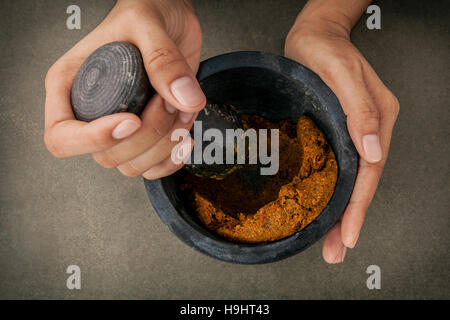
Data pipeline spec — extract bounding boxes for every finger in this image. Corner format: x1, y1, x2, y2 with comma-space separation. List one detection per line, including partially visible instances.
45, 114, 141, 158
142, 136, 194, 180
340, 63, 400, 248
362, 61, 400, 125
44, 55, 86, 131
92, 94, 178, 168
322, 221, 347, 264
322, 59, 383, 164
341, 99, 398, 248
116, 112, 197, 177
44, 67, 141, 158
287, 42, 383, 163
129, 20, 206, 112
340, 159, 383, 248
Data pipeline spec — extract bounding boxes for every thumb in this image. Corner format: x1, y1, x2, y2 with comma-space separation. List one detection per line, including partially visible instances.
131, 23, 206, 113
44, 113, 141, 158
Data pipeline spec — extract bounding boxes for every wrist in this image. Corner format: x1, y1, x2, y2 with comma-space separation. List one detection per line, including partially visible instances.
289, 0, 372, 41
290, 13, 352, 41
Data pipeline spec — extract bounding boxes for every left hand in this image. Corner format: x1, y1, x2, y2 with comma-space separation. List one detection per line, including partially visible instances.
285, 15, 399, 263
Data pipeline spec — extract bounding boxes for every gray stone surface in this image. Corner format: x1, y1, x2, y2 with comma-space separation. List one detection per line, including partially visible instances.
0, 0, 448, 299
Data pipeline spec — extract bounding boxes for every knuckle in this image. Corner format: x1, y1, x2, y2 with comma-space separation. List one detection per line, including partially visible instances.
142, 172, 167, 181
143, 162, 183, 180
342, 56, 363, 74
286, 28, 302, 45
142, 171, 156, 180
380, 91, 400, 119
389, 94, 400, 117
155, 123, 171, 139
44, 131, 66, 158
144, 47, 183, 73
120, 5, 146, 24
320, 56, 342, 80
359, 106, 381, 122
89, 130, 114, 151
345, 198, 370, 216
45, 66, 57, 91
149, 115, 175, 139
286, 27, 317, 51
321, 55, 362, 82
284, 29, 303, 56
45, 61, 66, 89
92, 152, 118, 169
361, 159, 386, 172
45, 62, 74, 95
117, 163, 142, 177
89, 133, 104, 148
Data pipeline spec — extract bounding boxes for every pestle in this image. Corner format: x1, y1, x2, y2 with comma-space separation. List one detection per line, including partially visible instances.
71, 41, 243, 179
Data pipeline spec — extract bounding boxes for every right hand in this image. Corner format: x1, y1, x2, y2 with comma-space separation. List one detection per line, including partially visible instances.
285, 9, 400, 263
44, 0, 204, 179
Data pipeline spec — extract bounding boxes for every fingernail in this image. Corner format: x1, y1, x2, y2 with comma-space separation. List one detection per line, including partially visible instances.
335, 246, 347, 263
170, 76, 205, 108
362, 134, 382, 163
112, 120, 140, 139
164, 101, 177, 114
179, 111, 194, 124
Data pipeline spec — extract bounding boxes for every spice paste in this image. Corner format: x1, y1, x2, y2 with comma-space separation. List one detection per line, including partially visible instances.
180, 115, 338, 243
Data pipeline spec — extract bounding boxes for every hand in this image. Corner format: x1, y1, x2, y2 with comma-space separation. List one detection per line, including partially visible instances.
44, 0, 204, 179
285, 14, 399, 263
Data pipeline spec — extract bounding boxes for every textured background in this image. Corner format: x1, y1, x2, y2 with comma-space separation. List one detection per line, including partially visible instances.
0, 0, 449, 299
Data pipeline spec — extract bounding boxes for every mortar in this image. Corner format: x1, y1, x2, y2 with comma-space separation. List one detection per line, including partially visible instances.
144, 51, 358, 264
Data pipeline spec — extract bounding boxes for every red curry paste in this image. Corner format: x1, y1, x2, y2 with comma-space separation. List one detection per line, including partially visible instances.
180, 115, 338, 243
